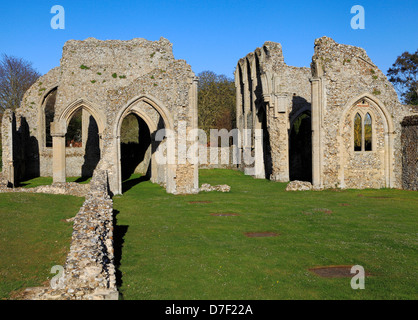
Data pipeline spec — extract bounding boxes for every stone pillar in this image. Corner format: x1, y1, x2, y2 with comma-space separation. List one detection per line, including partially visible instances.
311, 78, 323, 189
52, 135, 66, 183
1, 110, 15, 186
82, 109, 90, 148
191, 76, 199, 191
51, 121, 67, 183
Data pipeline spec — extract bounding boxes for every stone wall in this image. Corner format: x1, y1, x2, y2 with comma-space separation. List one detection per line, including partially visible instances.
235, 41, 311, 181
236, 36, 416, 190
2, 37, 199, 195
401, 115, 418, 191
311, 36, 415, 189
198, 146, 239, 170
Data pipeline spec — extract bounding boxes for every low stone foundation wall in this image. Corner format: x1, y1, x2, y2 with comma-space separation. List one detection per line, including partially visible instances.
0, 182, 90, 197
0, 169, 119, 300
198, 146, 239, 170
401, 115, 418, 191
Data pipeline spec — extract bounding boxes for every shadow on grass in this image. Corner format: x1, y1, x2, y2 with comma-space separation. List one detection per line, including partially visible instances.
73, 176, 91, 183
122, 175, 150, 193
112, 209, 128, 299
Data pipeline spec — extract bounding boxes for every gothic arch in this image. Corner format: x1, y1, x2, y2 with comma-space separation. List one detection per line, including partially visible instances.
38, 85, 58, 149
112, 94, 176, 195
57, 98, 106, 135
338, 93, 395, 188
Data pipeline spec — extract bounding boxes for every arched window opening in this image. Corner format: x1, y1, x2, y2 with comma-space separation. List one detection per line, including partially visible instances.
364, 113, 372, 151
289, 111, 312, 182
44, 89, 57, 147
120, 113, 152, 182
354, 113, 362, 151
66, 109, 82, 147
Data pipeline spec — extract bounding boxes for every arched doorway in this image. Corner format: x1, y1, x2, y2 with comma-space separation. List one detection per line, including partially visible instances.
120, 113, 152, 183
65, 107, 101, 181
289, 111, 312, 182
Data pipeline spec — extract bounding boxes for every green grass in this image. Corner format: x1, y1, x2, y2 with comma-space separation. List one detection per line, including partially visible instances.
0, 169, 416, 300
113, 169, 418, 300
0, 193, 84, 299
18, 176, 91, 188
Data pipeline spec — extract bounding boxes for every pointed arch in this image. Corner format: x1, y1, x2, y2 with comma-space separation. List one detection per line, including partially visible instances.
57, 98, 106, 135
111, 94, 176, 195
338, 93, 395, 188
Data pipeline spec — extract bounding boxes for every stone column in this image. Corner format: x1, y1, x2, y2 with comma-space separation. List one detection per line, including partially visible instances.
52, 135, 66, 183
191, 77, 199, 191
311, 78, 323, 189
51, 121, 67, 183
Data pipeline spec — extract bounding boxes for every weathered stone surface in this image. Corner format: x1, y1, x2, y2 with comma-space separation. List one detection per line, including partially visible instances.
200, 183, 231, 192
235, 36, 417, 190
401, 115, 418, 191
19, 169, 119, 300
2, 37, 199, 195
285, 180, 312, 191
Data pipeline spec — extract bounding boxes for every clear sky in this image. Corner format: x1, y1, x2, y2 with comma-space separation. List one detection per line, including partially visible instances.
0, 0, 417, 78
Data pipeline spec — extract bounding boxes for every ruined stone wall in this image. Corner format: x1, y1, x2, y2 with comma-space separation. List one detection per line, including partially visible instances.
2, 37, 199, 195
198, 146, 238, 170
311, 37, 414, 189
401, 115, 418, 191
14, 68, 61, 178
235, 41, 311, 181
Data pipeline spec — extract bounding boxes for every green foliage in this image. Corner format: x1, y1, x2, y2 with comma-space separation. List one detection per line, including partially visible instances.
372, 88, 381, 95
197, 71, 236, 143
120, 114, 140, 143
112, 73, 117, 78
66, 110, 82, 146
80, 64, 90, 70
388, 49, 418, 105
354, 113, 362, 151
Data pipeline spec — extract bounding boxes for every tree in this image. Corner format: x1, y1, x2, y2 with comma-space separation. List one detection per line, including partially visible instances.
197, 71, 236, 144
0, 54, 41, 112
387, 50, 418, 105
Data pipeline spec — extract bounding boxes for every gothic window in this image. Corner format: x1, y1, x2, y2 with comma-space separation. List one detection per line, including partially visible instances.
364, 113, 372, 151
66, 109, 82, 147
354, 112, 373, 152
354, 113, 362, 151
44, 89, 57, 148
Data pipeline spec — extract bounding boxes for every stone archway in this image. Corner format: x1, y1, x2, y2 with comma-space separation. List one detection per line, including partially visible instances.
51, 99, 105, 183
111, 95, 176, 195
289, 110, 312, 182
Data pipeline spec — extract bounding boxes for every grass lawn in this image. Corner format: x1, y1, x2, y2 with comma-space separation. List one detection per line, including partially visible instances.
113, 169, 418, 300
0, 193, 84, 299
17, 176, 91, 188
0, 169, 416, 300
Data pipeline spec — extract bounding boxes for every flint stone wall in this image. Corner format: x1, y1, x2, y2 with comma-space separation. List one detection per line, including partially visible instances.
401, 115, 418, 191
235, 41, 312, 182
311, 37, 415, 189
3, 37, 199, 195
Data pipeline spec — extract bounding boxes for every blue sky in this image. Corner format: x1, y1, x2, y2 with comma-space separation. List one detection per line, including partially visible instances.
0, 0, 417, 78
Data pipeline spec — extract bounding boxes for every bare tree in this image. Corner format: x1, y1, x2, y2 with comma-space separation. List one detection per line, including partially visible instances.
0, 54, 41, 112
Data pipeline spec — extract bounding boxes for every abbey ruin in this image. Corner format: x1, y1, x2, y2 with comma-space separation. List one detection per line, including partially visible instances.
0, 36, 416, 299
1, 37, 199, 195
236, 36, 417, 190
